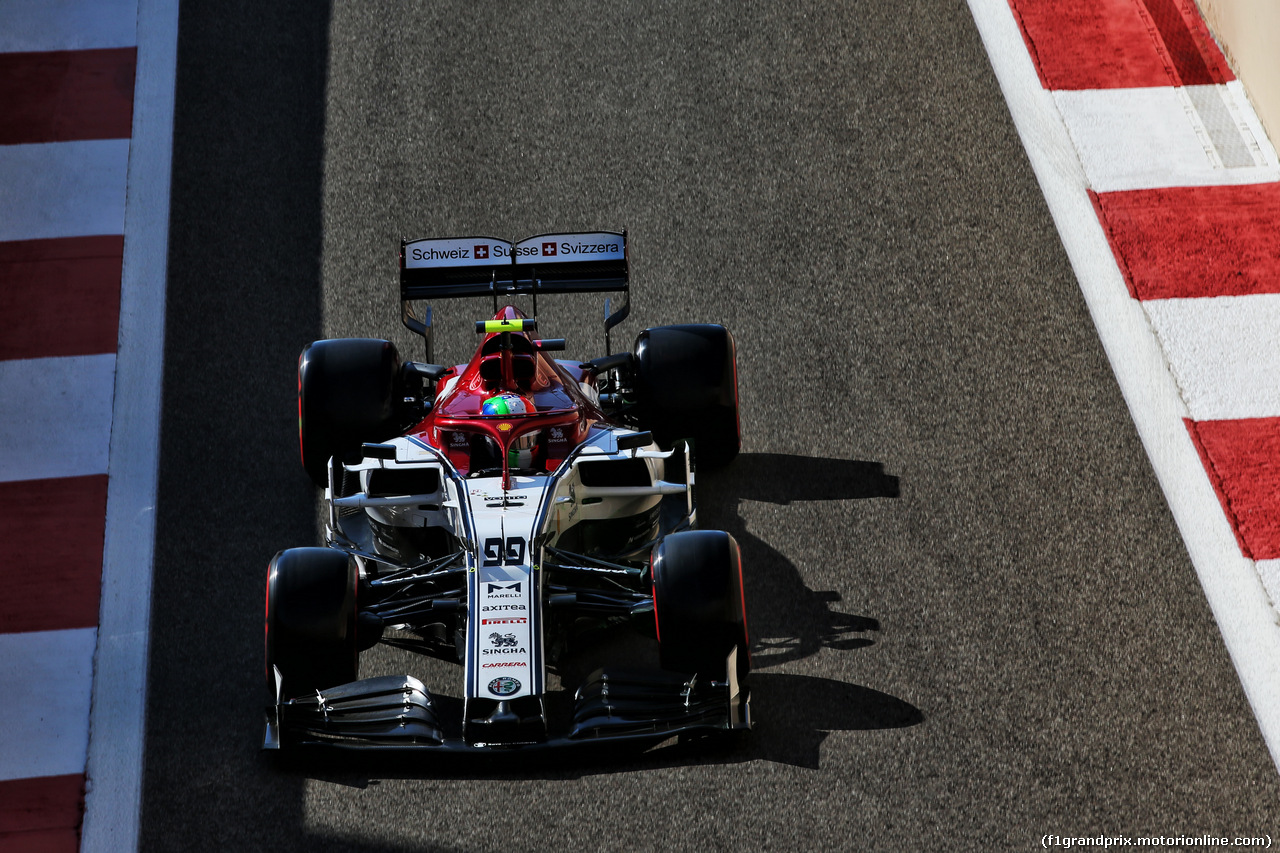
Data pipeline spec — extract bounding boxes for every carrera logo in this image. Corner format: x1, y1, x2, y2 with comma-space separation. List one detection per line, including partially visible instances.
542, 242, 557, 256
482, 661, 527, 668
482, 617, 528, 625
474, 244, 489, 259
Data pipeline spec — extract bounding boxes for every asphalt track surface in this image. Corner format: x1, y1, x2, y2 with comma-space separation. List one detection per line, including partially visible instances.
143, 1, 1280, 849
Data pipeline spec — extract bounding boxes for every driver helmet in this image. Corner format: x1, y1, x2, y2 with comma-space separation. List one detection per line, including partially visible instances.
482, 394, 538, 468
481, 393, 535, 416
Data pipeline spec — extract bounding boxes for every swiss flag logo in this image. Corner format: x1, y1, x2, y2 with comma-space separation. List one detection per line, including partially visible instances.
474, 244, 489, 259
542, 242, 556, 256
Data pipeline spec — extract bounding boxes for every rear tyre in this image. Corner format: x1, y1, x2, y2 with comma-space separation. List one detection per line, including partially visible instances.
652, 530, 750, 683
265, 548, 359, 701
632, 324, 740, 468
298, 338, 403, 486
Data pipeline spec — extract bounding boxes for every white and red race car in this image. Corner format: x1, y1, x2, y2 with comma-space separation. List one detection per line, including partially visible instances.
263, 231, 750, 754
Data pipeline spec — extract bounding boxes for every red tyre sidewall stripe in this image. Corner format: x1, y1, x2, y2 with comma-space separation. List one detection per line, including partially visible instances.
735, 541, 750, 666
650, 550, 660, 642
264, 557, 275, 684
352, 558, 359, 677
297, 352, 305, 467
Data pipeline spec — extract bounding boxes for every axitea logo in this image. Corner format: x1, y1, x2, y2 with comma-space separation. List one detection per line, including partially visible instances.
474, 244, 489, 259
542, 242, 557, 256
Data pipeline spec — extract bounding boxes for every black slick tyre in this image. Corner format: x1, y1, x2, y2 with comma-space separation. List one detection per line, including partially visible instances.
298, 338, 403, 486
651, 530, 750, 682
265, 547, 359, 701
632, 324, 740, 468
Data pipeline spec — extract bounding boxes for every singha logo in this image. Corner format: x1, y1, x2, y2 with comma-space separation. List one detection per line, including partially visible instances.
488, 632, 518, 647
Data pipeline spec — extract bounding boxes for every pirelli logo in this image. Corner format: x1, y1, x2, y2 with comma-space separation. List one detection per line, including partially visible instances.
481, 617, 528, 625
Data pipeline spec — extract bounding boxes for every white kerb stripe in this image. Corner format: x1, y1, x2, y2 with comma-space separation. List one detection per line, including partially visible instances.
0, 354, 115, 483
0, 628, 96, 781
1144, 295, 1280, 421
0, 0, 138, 52
1054, 83, 1280, 192
0, 140, 129, 242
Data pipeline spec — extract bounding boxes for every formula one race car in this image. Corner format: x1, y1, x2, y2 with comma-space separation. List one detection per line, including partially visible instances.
263, 231, 750, 754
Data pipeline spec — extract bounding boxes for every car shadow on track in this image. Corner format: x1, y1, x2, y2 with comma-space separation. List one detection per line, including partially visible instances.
736, 671, 923, 768
698, 453, 900, 668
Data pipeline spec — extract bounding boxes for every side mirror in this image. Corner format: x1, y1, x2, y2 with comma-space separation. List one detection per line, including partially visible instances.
616, 431, 653, 452
582, 352, 634, 375
403, 361, 450, 381
360, 443, 397, 460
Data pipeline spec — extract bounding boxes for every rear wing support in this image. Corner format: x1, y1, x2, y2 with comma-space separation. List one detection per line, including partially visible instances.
399, 231, 630, 356
401, 302, 433, 363
603, 294, 629, 356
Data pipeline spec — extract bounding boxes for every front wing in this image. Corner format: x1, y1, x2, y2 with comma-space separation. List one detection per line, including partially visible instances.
264, 657, 750, 754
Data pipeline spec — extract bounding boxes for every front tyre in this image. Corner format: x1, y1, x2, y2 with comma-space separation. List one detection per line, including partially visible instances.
652, 530, 750, 683
265, 548, 359, 701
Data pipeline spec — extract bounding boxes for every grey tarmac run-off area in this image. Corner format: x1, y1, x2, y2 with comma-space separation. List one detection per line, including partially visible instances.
142, 0, 1280, 849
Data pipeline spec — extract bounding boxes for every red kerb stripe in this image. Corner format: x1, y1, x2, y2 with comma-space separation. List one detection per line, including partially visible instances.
1008, 0, 1233, 90
0, 774, 84, 851
0, 828, 81, 853
1091, 184, 1280, 301
0, 48, 136, 145
0, 237, 124, 360
0, 476, 107, 633
1185, 418, 1280, 561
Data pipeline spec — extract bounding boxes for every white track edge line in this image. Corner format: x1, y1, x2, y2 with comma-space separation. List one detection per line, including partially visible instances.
80, 0, 179, 849
966, 0, 1280, 772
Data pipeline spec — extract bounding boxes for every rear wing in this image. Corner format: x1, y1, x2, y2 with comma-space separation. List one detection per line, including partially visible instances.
400, 231, 627, 299
399, 231, 630, 357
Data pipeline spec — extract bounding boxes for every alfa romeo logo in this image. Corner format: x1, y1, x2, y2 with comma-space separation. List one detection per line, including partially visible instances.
488, 676, 521, 696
